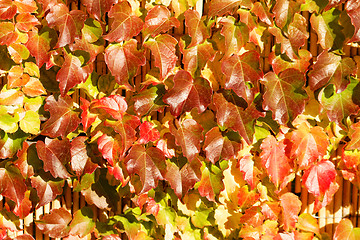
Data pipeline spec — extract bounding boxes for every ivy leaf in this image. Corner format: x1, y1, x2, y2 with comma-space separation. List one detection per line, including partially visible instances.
70, 37, 104, 64
260, 135, 292, 189
251, 2, 272, 26
0, 130, 28, 159
41, 95, 80, 138
104, 40, 146, 88
238, 186, 260, 209
80, 98, 96, 132
238, 154, 259, 190
219, 16, 249, 58
334, 218, 360, 240
57, 51, 92, 96
31, 174, 64, 208
308, 50, 355, 93
144, 34, 178, 80
280, 192, 301, 232
25, 27, 53, 68
46, 3, 86, 47
36, 137, 71, 179
0, 22, 17, 46
71, 136, 97, 177
163, 70, 212, 116
15, 13, 40, 32
165, 159, 201, 198
138, 121, 160, 144
0, 164, 26, 206
288, 13, 309, 53
169, 118, 203, 161
14, 142, 34, 179
269, 49, 312, 75
319, 79, 360, 128
273, 0, 300, 31
221, 51, 263, 103
69, 207, 95, 237
125, 145, 166, 194
184, 9, 210, 48
13, 190, 32, 218
22, 77, 47, 97
310, 8, 344, 50
0, 0, 16, 20
286, 122, 329, 170
143, 5, 180, 38
13, 0, 37, 13
345, 0, 360, 43
97, 134, 122, 166
83, 0, 116, 21
131, 85, 165, 117
197, 162, 224, 201
104, 1, 143, 43
208, 0, 253, 17
36, 208, 72, 238
296, 213, 320, 236
91, 95, 127, 120
213, 92, 263, 145
262, 69, 308, 125
302, 160, 336, 198
19, 110, 41, 134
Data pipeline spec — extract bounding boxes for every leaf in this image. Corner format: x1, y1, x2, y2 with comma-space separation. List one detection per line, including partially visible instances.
163, 70, 212, 116
269, 49, 312, 75
208, 0, 253, 17
91, 95, 127, 120
260, 135, 292, 189
334, 218, 360, 240
238, 154, 259, 190
138, 121, 160, 144
164, 159, 201, 198
262, 69, 308, 125
42, 95, 80, 138
131, 85, 165, 116
13, 0, 37, 13
46, 3, 86, 47
213, 92, 264, 145
19, 110, 40, 134
104, 40, 146, 88
0, 0, 16, 20
310, 8, 344, 50
70, 37, 104, 64
0, 22, 17, 46
0, 105, 19, 133
16, 13, 40, 32
143, 5, 179, 38
273, 0, 300, 31
286, 122, 329, 170
69, 207, 95, 237
36, 137, 71, 179
0, 164, 26, 205
319, 79, 360, 128
125, 145, 166, 194
280, 192, 301, 232
288, 13, 309, 52
184, 9, 210, 48
302, 160, 336, 198
308, 50, 355, 93
169, 118, 203, 161
251, 2, 272, 26
14, 142, 34, 178
36, 208, 72, 238
345, 0, 360, 43
97, 134, 122, 166
83, 0, 116, 21
25, 27, 53, 68
31, 174, 64, 208
0, 130, 28, 159
219, 16, 249, 58
238, 186, 260, 209
296, 213, 320, 236
71, 136, 97, 176
103, 1, 143, 42
197, 162, 224, 201
221, 51, 263, 103
80, 98, 96, 132
144, 34, 178, 80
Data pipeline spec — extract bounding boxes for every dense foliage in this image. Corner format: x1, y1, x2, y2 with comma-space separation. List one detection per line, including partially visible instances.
1, 0, 360, 239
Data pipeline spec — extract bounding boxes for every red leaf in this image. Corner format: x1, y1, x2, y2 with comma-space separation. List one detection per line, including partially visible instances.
261, 202, 280, 221
104, 40, 146, 88
0, 0, 17, 20
14, 0, 37, 13
36, 208, 72, 238
197, 162, 224, 202
346, 0, 360, 42
25, 27, 52, 68
251, 2, 272, 25
334, 218, 360, 240
169, 118, 203, 161
163, 70, 212, 116
132, 85, 166, 117
262, 69, 308, 125
144, 34, 178, 80
238, 186, 260, 209
71, 136, 97, 176
125, 145, 166, 194
156, 133, 176, 159
302, 160, 336, 198
269, 49, 312, 75
80, 98, 96, 132
46, 3, 86, 47
0, 22, 17, 46
31, 175, 64, 208
16, 13, 40, 32
221, 51, 263, 103
286, 122, 329, 170
280, 192, 301, 232
69, 207, 95, 237
208, 0, 253, 17
97, 134, 122, 166
104, 1, 143, 43
0, 164, 26, 206
69, 37, 104, 64
138, 121, 160, 144
240, 206, 264, 227
137, 194, 159, 216
260, 135, 292, 189
91, 95, 127, 120
184, 9, 210, 48
14, 142, 34, 179
238, 154, 259, 190
273, 0, 300, 30
22, 77, 47, 97
143, 5, 180, 38
36, 137, 71, 179
83, 0, 116, 21
42, 95, 80, 138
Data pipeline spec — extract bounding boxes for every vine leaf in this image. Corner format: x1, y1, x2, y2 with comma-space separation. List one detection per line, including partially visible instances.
91, 95, 127, 120
104, 1, 143, 43
97, 134, 122, 166
184, 9, 210, 48
208, 0, 253, 17
0, 164, 26, 206
46, 3, 86, 47
104, 40, 146, 88
169, 118, 203, 162
143, 5, 180, 38
69, 207, 95, 237
163, 70, 212, 116
125, 145, 166, 194
333, 218, 360, 240
273, 0, 300, 31
308, 50, 355, 93
25, 27, 53, 68
197, 162, 224, 202
262, 69, 308, 125
70, 136, 97, 177
269, 49, 312, 75
0, 22, 18, 46
0, 0, 17, 20
16, 13, 40, 32
345, 0, 360, 43
83, 0, 116, 21
36, 208, 72, 238
238, 154, 259, 190
41, 95, 80, 138
280, 192, 301, 232
138, 121, 160, 144
260, 135, 292, 190
30, 175, 64, 208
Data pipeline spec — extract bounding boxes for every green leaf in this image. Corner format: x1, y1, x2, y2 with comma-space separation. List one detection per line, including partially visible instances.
0, 105, 19, 133
19, 110, 40, 134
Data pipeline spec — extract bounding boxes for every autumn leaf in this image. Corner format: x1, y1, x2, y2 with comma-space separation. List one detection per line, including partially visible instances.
163, 70, 212, 116
273, 0, 300, 31
31, 174, 64, 208
125, 145, 166, 194
280, 192, 301, 231
345, 0, 360, 43
90, 95, 127, 120
131, 85, 165, 116
71, 136, 97, 176
197, 161, 224, 202
238, 154, 259, 190
16, 13, 40, 32
138, 121, 160, 144
25, 27, 54, 68
251, 2, 272, 26
0, 164, 26, 206
184, 9, 210, 48
333, 218, 360, 240
41, 95, 80, 138
36, 208, 72, 238
69, 207, 95, 237
238, 185, 260, 209
97, 134, 122, 166
0, 0, 16, 20
83, 0, 116, 21
0, 22, 18, 46
269, 49, 312, 75
262, 69, 308, 125
14, 0, 37, 13
208, 0, 253, 17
